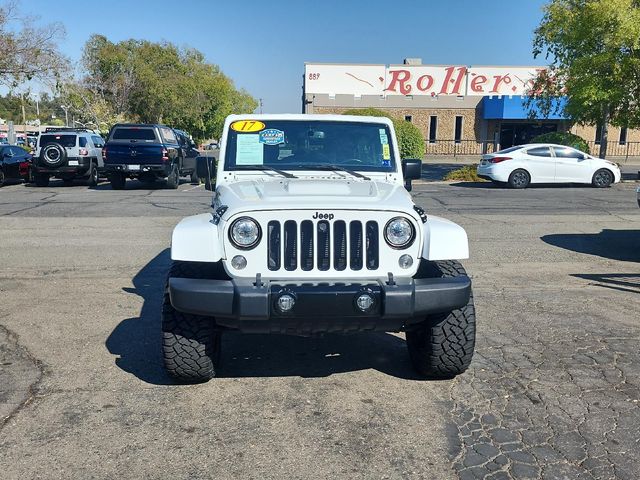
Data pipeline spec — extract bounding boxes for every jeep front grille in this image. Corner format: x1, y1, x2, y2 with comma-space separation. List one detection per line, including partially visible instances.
267, 220, 379, 272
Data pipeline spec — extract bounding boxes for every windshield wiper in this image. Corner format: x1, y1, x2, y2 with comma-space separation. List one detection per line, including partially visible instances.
298, 164, 370, 181
233, 165, 297, 179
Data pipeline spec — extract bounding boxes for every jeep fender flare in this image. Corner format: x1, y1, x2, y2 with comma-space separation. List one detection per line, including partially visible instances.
422, 215, 469, 261
171, 213, 223, 262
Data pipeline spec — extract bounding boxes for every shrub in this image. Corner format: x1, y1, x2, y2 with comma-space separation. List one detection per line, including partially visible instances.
342, 108, 425, 159
443, 165, 487, 182
530, 131, 590, 154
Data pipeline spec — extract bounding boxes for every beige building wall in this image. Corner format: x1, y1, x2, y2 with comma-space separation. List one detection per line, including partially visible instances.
313, 106, 493, 155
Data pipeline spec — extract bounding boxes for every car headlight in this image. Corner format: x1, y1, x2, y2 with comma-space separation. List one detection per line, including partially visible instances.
229, 217, 261, 249
384, 217, 415, 249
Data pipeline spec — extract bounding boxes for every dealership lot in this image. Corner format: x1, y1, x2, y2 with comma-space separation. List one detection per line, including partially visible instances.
1, 178, 639, 479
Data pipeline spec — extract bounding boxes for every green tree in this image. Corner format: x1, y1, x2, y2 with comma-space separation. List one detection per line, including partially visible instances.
77, 35, 257, 140
0, 1, 68, 88
342, 108, 425, 158
529, 0, 640, 158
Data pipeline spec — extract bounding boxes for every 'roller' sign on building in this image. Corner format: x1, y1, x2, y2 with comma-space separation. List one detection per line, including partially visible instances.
304, 63, 545, 97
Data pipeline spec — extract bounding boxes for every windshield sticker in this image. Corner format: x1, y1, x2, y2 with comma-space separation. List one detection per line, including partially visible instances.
379, 132, 388, 145
236, 134, 264, 165
230, 120, 266, 132
382, 160, 391, 167
259, 129, 285, 145
382, 144, 391, 160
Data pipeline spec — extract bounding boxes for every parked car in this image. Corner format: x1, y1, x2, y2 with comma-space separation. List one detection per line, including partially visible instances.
0, 145, 32, 187
173, 129, 201, 182
31, 128, 104, 187
163, 114, 475, 382
103, 124, 196, 189
477, 144, 622, 189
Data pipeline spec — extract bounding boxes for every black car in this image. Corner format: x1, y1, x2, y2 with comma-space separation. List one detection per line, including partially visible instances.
0, 145, 32, 187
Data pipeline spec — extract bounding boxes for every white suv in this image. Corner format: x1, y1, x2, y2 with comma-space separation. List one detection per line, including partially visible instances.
32, 128, 105, 187
164, 114, 475, 382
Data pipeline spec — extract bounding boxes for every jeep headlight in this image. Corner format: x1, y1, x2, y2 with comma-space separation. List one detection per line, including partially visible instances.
229, 217, 261, 249
384, 217, 415, 249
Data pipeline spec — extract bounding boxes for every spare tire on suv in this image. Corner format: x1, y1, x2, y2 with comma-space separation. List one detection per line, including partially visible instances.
40, 143, 67, 168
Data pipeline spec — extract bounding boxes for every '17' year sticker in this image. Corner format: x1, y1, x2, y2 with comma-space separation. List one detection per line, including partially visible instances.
231, 120, 265, 132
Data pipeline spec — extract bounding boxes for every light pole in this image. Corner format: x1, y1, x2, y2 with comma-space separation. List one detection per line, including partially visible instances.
60, 105, 69, 127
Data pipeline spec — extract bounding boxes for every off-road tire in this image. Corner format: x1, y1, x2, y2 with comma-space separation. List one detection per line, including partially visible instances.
34, 173, 49, 187
110, 173, 126, 190
166, 163, 179, 189
87, 162, 99, 187
592, 168, 613, 188
406, 260, 476, 379
508, 169, 530, 189
162, 261, 222, 382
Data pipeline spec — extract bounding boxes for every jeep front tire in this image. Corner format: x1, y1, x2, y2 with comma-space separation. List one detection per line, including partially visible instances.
406, 260, 476, 379
162, 261, 221, 382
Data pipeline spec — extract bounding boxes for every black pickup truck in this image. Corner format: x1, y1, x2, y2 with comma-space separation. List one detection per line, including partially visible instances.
103, 124, 199, 189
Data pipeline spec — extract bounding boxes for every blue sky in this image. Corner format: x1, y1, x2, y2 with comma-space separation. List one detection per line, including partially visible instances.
26, 0, 549, 113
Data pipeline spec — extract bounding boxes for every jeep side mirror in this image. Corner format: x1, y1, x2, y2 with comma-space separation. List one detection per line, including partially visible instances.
402, 158, 422, 192
196, 156, 215, 191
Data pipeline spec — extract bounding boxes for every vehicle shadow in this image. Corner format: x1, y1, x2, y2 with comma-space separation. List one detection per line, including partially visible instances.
542, 230, 640, 262
571, 273, 640, 294
105, 249, 421, 385
91, 178, 192, 191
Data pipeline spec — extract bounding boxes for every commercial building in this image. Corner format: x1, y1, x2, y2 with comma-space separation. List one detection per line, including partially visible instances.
303, 59, 640, 158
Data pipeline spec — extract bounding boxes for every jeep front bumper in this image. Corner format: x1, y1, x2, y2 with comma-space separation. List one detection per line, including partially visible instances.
168, 276, 471, 334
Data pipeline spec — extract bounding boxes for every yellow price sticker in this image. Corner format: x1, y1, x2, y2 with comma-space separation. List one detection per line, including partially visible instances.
230, 120, 266, 132
382, 144, 391, 160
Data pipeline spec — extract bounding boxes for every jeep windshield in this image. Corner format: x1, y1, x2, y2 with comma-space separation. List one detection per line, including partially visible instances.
224, 120, 396, 173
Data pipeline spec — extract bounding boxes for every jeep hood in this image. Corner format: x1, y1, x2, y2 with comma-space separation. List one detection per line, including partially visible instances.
216, 178, 413, 212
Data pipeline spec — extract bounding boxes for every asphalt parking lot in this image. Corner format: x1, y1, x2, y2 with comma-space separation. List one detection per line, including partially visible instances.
1, 175, 639, 479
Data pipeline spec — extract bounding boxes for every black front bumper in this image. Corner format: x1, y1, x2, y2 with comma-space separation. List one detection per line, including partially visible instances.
168, 276, 471, 334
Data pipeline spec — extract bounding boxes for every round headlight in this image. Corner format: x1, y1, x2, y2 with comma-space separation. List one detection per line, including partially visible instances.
384, 217, 415, 248
229, 217, 261, 249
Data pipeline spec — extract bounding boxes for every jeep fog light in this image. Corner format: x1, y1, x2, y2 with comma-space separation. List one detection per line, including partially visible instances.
356, 293, 375, 312
399, 254, 413, 269
231, 255, 247, 270
276, 294, 296, 313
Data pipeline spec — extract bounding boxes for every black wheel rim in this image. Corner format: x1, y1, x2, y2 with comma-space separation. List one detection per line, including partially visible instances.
512, 171, 527, 187
595, 171, 611, 186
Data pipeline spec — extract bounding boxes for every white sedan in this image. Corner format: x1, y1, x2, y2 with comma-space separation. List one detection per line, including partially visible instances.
476, 143, 621, 189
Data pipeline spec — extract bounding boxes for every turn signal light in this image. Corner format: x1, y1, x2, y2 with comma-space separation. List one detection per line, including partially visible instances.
161, 148, 169, 162
102, 146, 108, 160
489, 156, 512, 163
79, 148, 88, 156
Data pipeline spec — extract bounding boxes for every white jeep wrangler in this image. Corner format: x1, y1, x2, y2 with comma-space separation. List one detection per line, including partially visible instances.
164, 114, 475, 382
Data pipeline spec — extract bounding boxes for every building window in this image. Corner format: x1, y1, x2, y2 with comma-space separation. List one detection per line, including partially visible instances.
404, 115, 412, 123
454, 116, 463, 144
595, 123, 603, 144
429, 116, 437, 144
619, 127, 627, 145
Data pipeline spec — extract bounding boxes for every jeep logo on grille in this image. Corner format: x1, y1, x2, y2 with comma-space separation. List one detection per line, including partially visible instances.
312, 212, 334, 220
